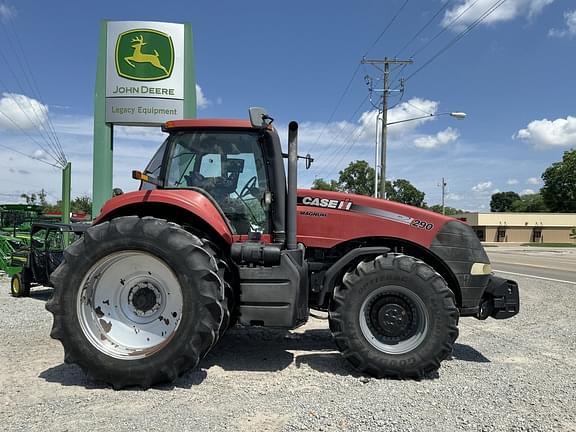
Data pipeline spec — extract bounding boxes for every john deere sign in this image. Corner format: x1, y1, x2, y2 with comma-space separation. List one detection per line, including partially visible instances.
115, 29, 174, 81
93, 20, 196, 217
104, 21, 192, 125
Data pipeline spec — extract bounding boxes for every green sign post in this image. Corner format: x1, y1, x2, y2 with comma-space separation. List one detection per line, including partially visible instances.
92, 20, 196, 217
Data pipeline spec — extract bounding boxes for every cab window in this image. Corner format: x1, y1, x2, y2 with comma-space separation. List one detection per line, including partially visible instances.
164, 131, 269, 235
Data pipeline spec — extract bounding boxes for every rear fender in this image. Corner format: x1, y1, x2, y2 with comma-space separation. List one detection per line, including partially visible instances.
94, 190, 234, 244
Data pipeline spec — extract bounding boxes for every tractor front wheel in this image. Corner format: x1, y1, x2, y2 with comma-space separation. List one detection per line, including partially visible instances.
46, 216, 225, 389
329, 254, 459, 378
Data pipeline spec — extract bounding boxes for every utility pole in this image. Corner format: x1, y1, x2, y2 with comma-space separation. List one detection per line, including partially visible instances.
440, 177, 447, 215
362, 57, 413, 199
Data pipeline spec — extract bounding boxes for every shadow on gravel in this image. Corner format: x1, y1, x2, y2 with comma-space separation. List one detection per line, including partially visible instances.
39, 363, 209, 390
39, 363, 108, 389
39, 329, 490, 390
450, 343, 491, 363
200, 327, 337, 373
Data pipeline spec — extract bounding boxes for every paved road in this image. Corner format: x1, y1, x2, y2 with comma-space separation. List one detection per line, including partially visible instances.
486, 247, 576, 284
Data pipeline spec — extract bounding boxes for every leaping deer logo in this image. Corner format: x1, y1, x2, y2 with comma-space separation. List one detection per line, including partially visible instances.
124, 35, 169, 76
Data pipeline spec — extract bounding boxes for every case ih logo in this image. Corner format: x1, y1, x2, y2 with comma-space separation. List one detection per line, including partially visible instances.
300, 196, 352, 210
115, 29, 174, 81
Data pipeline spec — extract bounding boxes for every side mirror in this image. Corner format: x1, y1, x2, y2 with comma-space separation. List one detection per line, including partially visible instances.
249, 107, 274, 128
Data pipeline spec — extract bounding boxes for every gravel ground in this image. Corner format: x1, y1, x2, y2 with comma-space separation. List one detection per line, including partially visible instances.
0, 273, 575, 432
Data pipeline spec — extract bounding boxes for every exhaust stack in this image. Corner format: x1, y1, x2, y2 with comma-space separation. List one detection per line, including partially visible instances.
286, 121, 298, 250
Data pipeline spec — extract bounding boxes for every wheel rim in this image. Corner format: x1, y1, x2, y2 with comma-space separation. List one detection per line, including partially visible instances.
77, 251, 184, 360
12, 277, 20, 294
359, 286, 428, 355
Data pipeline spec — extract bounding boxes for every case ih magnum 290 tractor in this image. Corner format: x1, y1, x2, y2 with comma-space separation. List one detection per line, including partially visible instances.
46, 108, 519, 389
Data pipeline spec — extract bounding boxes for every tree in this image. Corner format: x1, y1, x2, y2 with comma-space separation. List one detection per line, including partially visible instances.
338, 160, 375, 196
428, 204, 463, 216
20, 193, 36, 204
509, 193, 548, 212
20, 190, 92, 215
311, 178, 340, 192
385, 179, 426, 207
72, 194, 92, 214
308, 161, 425, 205
541, 149, 576, 212
490, 191, 520, 212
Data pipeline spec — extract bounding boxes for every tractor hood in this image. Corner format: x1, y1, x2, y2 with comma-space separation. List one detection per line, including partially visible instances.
296, 189, 459, 249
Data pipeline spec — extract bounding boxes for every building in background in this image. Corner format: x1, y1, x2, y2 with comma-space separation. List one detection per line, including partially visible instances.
454, 213, 576, 243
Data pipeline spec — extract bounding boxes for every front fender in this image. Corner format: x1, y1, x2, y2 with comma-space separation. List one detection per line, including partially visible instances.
95, 190, 234, 244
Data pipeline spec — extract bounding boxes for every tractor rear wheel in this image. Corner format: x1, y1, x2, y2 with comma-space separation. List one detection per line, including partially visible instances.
10, 273, 30, 297
329, 253, 459, 378
46, 216, 225, 389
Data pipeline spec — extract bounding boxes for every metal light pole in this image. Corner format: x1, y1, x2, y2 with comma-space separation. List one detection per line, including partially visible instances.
379, 111, 466, 200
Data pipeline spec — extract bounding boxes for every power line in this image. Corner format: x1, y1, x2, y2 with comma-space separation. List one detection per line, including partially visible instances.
393, 1, 452, 58
404, 100, 434, 115
0, 141, 61, 169
0, 74, 64, 165
310, 63, 362, 151
311, 0, 412, 155
364, 0, 410, 57
405, 0, 508, 82
313, 97, 406, 181
0, 110, 64, 167
312, 95, 370, 177
1, 14, 67, 164
390, 0, 482, 84
0, 16, 67, 166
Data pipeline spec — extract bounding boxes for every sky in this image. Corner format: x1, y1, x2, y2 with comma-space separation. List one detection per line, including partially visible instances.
0, 0, 574, 211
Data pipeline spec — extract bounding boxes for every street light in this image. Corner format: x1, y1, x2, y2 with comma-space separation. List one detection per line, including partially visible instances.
377, 111, 467, 199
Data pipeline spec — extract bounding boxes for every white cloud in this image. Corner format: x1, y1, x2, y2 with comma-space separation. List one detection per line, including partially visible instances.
0, 3, 15, 21
115, 125, 167, 142
548, 9, 576, 38
492, 188, 500, 194
442, 0, 554, 31
33, 149, 47, 160
514, 115, 576, 148
472, 181, 493, 192
0, 93, 49, 130
446, 192, 462, 201
507, 178, 519, 185
354, 98, 441, 145
521, 188, 536, 195
196, 84, 210, 109
527, 177, 541, 185
413, 127, 459, 149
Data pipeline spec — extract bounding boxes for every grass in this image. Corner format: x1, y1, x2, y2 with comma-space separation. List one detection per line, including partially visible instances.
520, 243, 576, 247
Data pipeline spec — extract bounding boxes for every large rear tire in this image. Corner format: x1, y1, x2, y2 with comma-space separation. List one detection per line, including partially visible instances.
329, 253, 459, 378
46, 216, 225, 389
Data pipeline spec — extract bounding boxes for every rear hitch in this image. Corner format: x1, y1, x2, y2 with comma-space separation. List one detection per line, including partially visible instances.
476, 275, 520, 320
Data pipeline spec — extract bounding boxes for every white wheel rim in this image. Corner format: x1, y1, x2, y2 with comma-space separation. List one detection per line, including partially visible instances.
359, 285, 429, 355
77, 251, 184, 360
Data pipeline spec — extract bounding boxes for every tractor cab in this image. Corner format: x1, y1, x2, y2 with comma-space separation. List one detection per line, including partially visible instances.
135, 114, 289, 242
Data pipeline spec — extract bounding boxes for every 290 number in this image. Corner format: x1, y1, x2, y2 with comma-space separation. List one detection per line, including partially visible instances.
411, 219, 434, 230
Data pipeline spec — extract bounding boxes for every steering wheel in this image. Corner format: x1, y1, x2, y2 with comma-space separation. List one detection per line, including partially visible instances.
238, 176, 258, 199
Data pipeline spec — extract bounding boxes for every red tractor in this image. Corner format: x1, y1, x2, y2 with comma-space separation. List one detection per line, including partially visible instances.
46, 108, 519, 389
